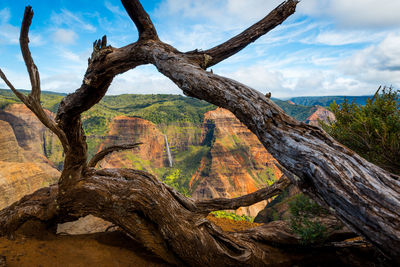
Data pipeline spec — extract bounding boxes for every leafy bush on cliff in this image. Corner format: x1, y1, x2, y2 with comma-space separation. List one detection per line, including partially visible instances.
322, 86, 400, 174
289, 194, 329, 244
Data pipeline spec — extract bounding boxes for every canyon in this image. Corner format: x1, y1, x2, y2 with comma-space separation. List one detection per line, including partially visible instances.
0, 94, 335, 217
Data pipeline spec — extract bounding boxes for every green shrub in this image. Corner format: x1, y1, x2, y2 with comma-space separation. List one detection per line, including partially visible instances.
322, 86, 400, 174
289, 194, 328, 244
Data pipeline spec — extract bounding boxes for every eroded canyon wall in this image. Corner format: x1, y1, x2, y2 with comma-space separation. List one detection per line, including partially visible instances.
189, 108, 282, 217
0, 104, 60, 209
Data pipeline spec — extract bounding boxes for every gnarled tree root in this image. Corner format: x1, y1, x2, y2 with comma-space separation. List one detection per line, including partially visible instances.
0, 169, 380, 266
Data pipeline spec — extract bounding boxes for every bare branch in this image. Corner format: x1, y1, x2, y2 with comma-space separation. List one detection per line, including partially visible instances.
0, 7, 69, 150
121, 0, 158, 40
196, 0, 299, 68
20, 6, 41, 100
88, 143, 142, 168
0, 69, 29, 103
195, 176, 291, 213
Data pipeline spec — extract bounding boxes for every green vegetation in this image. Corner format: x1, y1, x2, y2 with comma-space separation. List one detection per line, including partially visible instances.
162, 145, 210, 196
272, 99, 315, 121
211, 210, 254, 222
322, 87, 400, 174
288, 95, 371, 107
289, 194, 329, 244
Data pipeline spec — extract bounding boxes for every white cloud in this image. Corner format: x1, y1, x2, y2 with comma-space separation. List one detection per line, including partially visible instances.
0, 8, 44, 46
51, 9, 96, 33
155, 0, 284, 31
0, 24, 19, 45
299, 0, 400, 29
314, 31, 386, 46
59, 49, 81, 62
104, 1, 126, 17
108, 65, 181, 95
339, 33, 400, 87
52, 29, 78, 44
41, 73, 83, 93
0, 68, 30, 90
0, 8, 11, 25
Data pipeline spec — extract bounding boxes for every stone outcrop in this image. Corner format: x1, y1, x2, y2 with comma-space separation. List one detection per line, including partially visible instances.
0, 104, 60, 209
305, 105, 335, 126
189, 108, 282, 217
0, 161, 59, 209
0, 104, 63, 167
99, 116, 167, 171
0, 120, 25, 162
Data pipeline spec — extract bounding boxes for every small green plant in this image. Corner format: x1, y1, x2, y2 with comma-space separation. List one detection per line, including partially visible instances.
289, 194, 328, 244
211, 210, 254, 222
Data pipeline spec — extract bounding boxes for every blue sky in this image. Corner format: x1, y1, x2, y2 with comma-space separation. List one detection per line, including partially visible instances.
0, 0, 399, 98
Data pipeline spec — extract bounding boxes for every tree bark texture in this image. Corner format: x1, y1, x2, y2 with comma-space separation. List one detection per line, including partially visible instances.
0, 0, 399, 265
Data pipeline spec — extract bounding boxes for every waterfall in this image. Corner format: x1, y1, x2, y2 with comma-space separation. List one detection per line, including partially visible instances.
164, 135, 173, 167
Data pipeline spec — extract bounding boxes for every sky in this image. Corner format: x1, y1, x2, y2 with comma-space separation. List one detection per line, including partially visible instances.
0, 0, 399, 98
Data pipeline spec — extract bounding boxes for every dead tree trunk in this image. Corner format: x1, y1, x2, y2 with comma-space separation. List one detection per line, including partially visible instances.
0, 0, 399, 265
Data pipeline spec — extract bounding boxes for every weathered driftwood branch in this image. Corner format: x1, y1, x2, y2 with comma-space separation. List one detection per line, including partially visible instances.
20, 6, 40, 100
0, 7, 68, 150
121, 0, 159, 40
195, 175, 291, 213
87, 142, 142, 167
0, 185, 58, 236
198, 0, 299, 68
152, 44, 400, 260
1, 0, 399, 265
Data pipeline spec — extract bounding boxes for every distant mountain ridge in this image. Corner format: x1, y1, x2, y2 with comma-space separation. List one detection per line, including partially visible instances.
287, 95, 373, 107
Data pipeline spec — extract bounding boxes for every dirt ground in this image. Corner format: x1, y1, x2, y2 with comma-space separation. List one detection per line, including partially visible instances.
0, 216, 261, 267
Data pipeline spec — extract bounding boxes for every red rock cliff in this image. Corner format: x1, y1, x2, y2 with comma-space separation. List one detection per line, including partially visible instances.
99, 116, 167, 172
189, 108, 282, 217
305, 106, 336, 126
0, 105, 60, 209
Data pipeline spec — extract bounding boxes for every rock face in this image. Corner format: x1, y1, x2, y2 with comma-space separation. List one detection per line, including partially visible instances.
189, 108, 282, 216
0, 120, 25, 162
0, 104, 63, 167
305, 106, 335, 126
0, 161, 59, 209
99, 116, 168, 171
0, 104, 60, 209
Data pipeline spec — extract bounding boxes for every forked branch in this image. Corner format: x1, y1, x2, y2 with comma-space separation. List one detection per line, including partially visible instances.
88, 142, 142, 168
198, 0, 299, 68
195, 176, 291, 213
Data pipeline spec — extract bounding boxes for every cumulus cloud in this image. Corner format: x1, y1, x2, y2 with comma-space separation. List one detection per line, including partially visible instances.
52, 29, 78, 44
108, 66, 181, 95
339, 33, 400, 87
299, 0, 400, 29
41, 73, 83, 92
0, 8, 44, 46
154, 0, 284, 31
